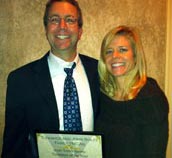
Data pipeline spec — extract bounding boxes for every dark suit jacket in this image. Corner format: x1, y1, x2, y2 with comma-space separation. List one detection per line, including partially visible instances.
1, 52, 100, 158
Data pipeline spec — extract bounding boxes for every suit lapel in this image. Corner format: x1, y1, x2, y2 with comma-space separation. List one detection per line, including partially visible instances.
79, 54, 99, 119
31, 52, 59, 129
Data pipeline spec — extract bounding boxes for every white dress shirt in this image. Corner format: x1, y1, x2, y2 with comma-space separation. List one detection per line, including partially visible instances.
48, 52, 93, 131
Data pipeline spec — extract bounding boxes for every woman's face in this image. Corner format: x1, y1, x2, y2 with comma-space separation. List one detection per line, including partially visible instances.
104, 36, 135, 77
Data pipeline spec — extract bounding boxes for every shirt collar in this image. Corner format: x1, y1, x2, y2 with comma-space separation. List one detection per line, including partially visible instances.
48, 51, 80, 77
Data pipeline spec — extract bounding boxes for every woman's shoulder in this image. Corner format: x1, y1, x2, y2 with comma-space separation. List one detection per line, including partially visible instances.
138, 77, 169, 109
136, 77, 169, 123
139, 77, 165, 97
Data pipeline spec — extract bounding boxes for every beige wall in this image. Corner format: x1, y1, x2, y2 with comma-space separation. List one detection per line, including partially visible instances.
0, 0, 170, 156
165, 0, 172, 157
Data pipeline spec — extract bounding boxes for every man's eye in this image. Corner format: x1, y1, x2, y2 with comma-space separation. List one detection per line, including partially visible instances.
65, 17, 77, 24
66, 18, 74, 23
49, 17, 60, 23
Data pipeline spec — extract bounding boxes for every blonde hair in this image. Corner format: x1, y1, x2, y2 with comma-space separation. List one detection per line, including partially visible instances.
98, 25, 147, 100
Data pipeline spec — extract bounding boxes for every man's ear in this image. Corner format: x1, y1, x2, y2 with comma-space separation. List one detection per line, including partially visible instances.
78, 28, 83, 40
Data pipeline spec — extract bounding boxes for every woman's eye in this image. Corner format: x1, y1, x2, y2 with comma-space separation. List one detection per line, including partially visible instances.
106, 49, 113, 54
118, 48, 128, 53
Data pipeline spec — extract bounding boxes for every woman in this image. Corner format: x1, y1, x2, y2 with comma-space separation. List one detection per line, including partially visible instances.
95, 25, 169, 158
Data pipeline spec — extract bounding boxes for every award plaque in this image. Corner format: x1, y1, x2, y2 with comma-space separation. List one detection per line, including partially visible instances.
36, 132, 103, 158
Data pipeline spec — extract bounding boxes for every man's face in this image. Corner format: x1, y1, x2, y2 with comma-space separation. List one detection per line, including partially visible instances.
45, 2, 82, 58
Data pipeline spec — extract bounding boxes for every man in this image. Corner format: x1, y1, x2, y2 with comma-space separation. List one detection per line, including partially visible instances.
1, 0, 99, 157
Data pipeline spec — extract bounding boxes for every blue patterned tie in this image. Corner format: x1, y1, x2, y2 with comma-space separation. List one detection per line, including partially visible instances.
63, 62, 82, 132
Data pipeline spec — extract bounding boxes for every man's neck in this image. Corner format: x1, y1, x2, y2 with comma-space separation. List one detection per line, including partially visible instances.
51, 50, 77, 62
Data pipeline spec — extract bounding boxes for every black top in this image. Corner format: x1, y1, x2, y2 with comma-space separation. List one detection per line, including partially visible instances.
95, 78, 169, 158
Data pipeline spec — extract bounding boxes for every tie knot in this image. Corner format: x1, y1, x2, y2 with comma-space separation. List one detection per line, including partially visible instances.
64, 62, 76, 77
